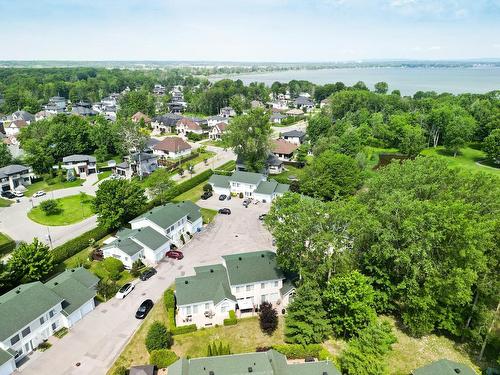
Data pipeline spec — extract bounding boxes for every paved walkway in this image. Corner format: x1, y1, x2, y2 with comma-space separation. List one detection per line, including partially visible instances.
0, 175, 100, 248
18, 201, 273, 375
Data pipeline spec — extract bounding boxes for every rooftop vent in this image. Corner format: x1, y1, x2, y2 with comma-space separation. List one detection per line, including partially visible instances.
323, 373, 328, 375
210, 269, 214, 273
185, 280, 189, 285
54, 282, 58, 286
209, 371, 214, 375
248, 367, 253, 373
238, 257, 242, 261
261, 254, 265, 258
454, 370, 461, 374
15, 290, 20, 294
71, 269, 75, 272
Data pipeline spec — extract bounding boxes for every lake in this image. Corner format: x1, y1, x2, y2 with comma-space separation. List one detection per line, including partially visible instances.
210, 67, 500, 96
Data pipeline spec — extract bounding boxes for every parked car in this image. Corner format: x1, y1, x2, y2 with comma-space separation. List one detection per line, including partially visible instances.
33, 191, 46, 198
135, 299, 154, 319
13, 191, 24, 197
115, 283, 134, 299
218, 194, 227, 201
243, 198, 251, 208
218, 208, 231, 215
258, 214, 267, 221
166, 250, 184, 260
201, 191, 213, 200
1, 191, 16, 199
140, 268, 157, 281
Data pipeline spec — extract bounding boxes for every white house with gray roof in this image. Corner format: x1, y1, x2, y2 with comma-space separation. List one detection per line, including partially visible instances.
0, 164, 32, 193
208, 171, 289, 202
0, 268, 98, 375
60, 154, 97, 178
102, 201, 203, 268
175, 251, 295, 328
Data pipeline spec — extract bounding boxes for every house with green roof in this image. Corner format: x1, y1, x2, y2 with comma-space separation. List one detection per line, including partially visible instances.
102, 201, 203, 268
412, 359, 477, 375
0, 268, 98, 374
208, 171, 289, 203
175, 251, 295, 328
167, 349, 340, 375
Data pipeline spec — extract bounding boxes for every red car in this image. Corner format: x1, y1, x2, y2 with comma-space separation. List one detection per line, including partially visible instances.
166, 250, 184, 260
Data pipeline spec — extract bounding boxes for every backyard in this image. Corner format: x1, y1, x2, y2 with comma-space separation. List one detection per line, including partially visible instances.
27, 193, 95, 226
0, 197, 12, 207
24, 178, 84, 197
0, 232, 15, 257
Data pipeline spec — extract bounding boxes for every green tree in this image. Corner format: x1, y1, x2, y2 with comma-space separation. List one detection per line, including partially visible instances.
307, 114, 332, 145
118, 90, 155, 119
323, 271, 377, 338
399, 125, 426, 157
8, 239, 54, 283
443, 113, 476, 156
259, 301, 278, 335
203, 183, 213, 193
224, 108, 272, 172
93, 179, 147, 230
145, 321, 173, 353
374, 82, 389, 94
229, 95, 246, 115
0, 143, 12, 168
39, 199, 62, 215
340, 321, 396, 375
285, 282, 331, 345
102, 257, 124, 281
146, 169, 175, 204
483, 128, 500, 163
300, 151, 362, 200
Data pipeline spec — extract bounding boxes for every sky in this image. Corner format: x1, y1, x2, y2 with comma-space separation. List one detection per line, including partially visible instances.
0, 0, 499, 61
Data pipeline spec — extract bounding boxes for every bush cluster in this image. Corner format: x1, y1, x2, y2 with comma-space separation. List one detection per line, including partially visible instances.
163, 289, 197, 335
223, 310, 237, 326
51, 226, 110, 263
272, 344, 329, 360
149, 349, 178, 368
145, 321, 172, 353
171, 324, 197, 335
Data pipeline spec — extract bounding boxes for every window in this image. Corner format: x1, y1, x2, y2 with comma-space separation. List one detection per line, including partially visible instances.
261, 283, 265, 289
205, 303, 210, 311
49, 310, 55, 318
21, 327, 31, 337
40, 316, 45, 325
10, 334, 20, 345
193, 305, 198, 314
236, 286, 243, 293
51, 323, 57, 331
221, 304, 228, 313
274, 281, 279, 288
246, 285, 253, 292
261, 295, 268, 303
185, 306, 192, 315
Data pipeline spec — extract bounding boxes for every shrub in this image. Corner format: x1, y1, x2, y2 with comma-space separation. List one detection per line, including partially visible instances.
149, 349, 178, 368
223, 310, 237, 326
130, 259, 144, 277
51, 226, 110, 263
164, 289, 175, 309
145, 321, 172, 353
180, 234, 185, 244
171, 324, 197, 335
203, 183, 212, 193
102, 257, 124, 281
259, 302, 278, 335
207, 341, 231, 356
272, 344, 324, 359
39, 199, 62, 215
37, 342, 52, 351
53, 327, 68, 339
96, 280, 119, 301
112, 365, 128, 375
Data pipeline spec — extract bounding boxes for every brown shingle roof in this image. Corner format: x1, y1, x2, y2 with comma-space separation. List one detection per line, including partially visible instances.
131, 112, 151, 123
153, 137, 191, 153
10, 120, 27, 128
176, 118, 202, 131
215, 122, 227, 131
272, 139, 298, 155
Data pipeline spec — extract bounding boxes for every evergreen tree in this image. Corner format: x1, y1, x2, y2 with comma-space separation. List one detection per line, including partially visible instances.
285, 282, 331, 345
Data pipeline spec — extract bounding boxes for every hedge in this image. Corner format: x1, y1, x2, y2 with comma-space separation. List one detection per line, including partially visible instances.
51, 225, 111, 263
223, 310, 237, 326
164, 289, 175, 310
0, 233, 15, 256
149, 349, 179, 368
171, 324, 197, 335
271, 344, 330, 360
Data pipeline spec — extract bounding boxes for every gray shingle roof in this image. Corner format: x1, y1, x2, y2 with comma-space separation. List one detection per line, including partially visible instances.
0, 164, 29, 176
106, 237, 143, 257
130, 201, 201, 229
254, 180, 279, 195
412, 359, 476, 375
62, 154, 96, 163
282, 130, 305, 138
116, 226, 169, 250
222, 251, 284, 285
0, 348, 13, 366
208, 174, 230, 189
229, 171, 265, 185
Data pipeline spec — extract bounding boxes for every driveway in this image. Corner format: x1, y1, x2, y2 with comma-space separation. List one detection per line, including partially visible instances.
0, 175, 100, 248
272, 119, 307, 138
17, 202, 274, 375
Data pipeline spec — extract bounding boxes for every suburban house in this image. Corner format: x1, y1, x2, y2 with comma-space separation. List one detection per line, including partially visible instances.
10, 110, 35, 124
267, 99, 289, 110
281, 129, 306, 145
0, 164, 32, 192
208, 122, 227, 140
61, 155, 97, 178
270, 113, 286, 124
176, 118, 203, 137
320, 98, 331, 108
0, 268, 98, 375
208, 171, 289, 202
207, 115, 228, 128
44, 96, 67, 114
271, 139, 298, 161
35, 110, 54, 122
153, 137, 192, 159
114, 152, 158, 179
175, 251, 296, 328
151, 113, 182, 133
102, 201, 203, 268
153, 84, 166, 96
71, 102, 97, 117
4, 120, 27, 136
236, 154, 284, 175
285, 108, 304, 116
131, 112, 151, 124
294, 96, 315, 112
412, 359, 476, 375
251, 100, 264, 108
219, 107, 236, 118
167, 349, 340, 375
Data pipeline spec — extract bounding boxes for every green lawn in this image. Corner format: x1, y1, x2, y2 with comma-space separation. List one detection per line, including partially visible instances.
96, 154, 123, 169
215, 160, 236, 172
0, 232, 16, 257
0, 198, 13, 207
25, 178, 84, 197
273, 165, 305, 184
201, 208, 217, 224
178, 151, 216, 171
421, 146, 500, 176
172, 181, 206, 203
201, 139, 224, 147
97, 170, 112, 182
27, 194, 95, 226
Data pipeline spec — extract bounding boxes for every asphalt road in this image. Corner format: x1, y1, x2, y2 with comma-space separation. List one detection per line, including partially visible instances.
17, 197, 273, 375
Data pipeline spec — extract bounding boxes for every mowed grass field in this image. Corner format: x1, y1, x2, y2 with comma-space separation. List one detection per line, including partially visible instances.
27, 193, 95, 226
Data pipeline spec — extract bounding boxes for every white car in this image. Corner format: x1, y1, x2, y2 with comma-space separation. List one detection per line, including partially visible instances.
115, 283, 134, 299
33, 191, 46, 198
13, 191, 24, 197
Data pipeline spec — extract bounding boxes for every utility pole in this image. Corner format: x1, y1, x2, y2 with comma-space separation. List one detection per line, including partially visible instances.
46, 227, 53, 249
